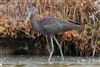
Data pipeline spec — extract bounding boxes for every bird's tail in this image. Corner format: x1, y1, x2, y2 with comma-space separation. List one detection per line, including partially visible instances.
68, 20, 81, 25
63, 20, 82, 31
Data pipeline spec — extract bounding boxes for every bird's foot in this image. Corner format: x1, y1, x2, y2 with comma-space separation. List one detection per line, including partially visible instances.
48, 61, 53, 64
48, 59, 52, 64
48, 58, 50, 63
62, 57, 64, 61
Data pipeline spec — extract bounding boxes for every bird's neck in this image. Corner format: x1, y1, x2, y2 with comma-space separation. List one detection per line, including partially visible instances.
28, 13, 42, 32
31, 19, 42, 32
29, 14, 35, 21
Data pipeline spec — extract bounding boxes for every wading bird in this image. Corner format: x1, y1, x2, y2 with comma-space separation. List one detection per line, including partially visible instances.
26, 6, 81, 62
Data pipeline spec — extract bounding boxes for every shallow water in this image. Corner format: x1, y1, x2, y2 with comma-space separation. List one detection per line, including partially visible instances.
0, 56, 99, 67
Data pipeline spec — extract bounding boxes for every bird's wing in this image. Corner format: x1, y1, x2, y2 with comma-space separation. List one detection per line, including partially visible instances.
39, 16, 81, 34
42, 20, 81, 33
42, 20, 68, 34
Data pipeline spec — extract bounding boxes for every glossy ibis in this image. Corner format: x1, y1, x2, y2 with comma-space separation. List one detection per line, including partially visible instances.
26, 6, 81, 62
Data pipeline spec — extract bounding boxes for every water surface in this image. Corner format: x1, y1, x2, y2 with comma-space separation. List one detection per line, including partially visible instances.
0, 56, 99, 67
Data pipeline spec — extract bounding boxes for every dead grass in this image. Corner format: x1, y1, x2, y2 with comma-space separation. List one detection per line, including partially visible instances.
0, 0, 99, 56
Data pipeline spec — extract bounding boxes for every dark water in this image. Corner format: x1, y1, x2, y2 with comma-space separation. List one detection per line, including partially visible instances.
0, 56, 100, 67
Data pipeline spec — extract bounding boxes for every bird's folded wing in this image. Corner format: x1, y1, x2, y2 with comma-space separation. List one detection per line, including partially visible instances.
42, 21, 68, 33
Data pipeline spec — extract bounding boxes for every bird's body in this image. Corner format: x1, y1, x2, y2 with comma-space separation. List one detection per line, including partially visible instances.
27, 7, 82, 62
31, 16, 81, 35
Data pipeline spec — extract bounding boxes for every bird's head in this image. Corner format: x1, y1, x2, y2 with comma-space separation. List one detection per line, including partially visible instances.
27, 6, 37, 20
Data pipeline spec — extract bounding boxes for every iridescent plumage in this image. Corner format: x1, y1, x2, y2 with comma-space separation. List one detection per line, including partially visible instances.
31, 16, 81, 35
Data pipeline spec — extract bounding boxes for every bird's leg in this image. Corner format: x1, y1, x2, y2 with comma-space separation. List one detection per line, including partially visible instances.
48, 36, 54, 62
53, 36, 64, 61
